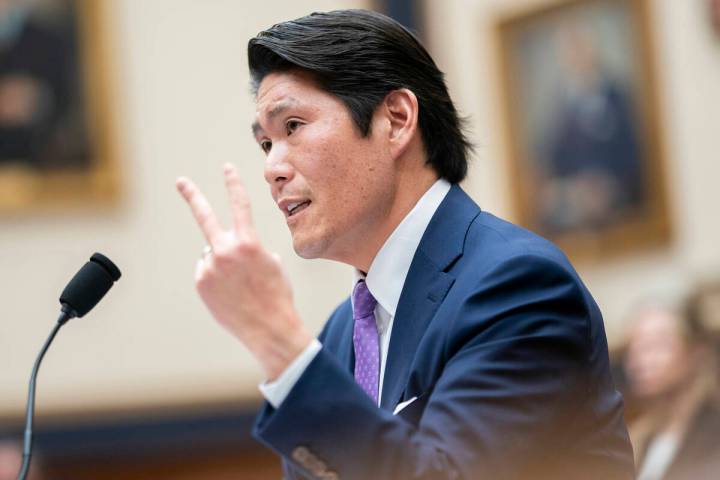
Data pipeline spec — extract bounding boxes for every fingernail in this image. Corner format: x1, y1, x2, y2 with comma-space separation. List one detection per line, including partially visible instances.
224, 162, 234, 173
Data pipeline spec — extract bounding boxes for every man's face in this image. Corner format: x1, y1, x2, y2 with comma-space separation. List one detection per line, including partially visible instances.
623, 307, 693, 399
253, 70, 396, 265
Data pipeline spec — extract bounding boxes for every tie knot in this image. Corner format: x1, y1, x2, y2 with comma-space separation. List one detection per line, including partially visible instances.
352, 280, 377, 319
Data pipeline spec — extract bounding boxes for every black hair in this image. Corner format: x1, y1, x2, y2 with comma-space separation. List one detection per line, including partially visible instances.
248, 9, 472, 183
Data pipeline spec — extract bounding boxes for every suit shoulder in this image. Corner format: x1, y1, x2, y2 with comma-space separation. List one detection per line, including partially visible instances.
451, 211, 605, 357
466, 211, 575, 272
457, 211, 597, 319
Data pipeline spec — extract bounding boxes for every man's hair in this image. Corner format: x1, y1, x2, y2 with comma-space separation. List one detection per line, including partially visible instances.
248, 9, 472, 183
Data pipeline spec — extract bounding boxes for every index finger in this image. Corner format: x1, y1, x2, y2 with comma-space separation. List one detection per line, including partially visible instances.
223, 163, 255, 235
176, 176, 225, 245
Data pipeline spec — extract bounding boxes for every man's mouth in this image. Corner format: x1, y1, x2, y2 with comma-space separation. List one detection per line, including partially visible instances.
287, 200, 311, 217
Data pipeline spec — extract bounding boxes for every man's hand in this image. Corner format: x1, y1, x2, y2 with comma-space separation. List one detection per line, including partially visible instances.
176, 163, 313, 381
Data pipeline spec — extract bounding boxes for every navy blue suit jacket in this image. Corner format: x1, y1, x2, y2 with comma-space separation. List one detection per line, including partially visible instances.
254, 185, 634, 479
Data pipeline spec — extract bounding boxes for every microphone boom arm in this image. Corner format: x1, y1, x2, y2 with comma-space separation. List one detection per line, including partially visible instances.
17, 308, 75, 480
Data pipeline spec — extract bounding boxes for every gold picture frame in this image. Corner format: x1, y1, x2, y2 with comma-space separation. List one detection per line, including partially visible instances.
496, 0, 671, 262
0, 0, 120, 213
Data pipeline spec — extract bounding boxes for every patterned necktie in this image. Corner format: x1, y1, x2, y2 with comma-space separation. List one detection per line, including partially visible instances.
352, 280, 380, 404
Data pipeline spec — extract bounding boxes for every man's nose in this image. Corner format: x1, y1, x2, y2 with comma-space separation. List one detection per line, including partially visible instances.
263, 145, 294, 187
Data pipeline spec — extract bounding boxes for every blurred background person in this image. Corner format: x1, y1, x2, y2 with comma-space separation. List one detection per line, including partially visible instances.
0, 441, 21, 480
711, 0, 720, 34
0, 440, 42, 480
622, 290, 720, 480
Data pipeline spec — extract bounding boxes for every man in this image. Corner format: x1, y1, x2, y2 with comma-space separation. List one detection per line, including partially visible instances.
176, 9, 634, 480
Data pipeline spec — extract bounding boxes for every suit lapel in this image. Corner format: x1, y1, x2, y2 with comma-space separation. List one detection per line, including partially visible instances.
380, 185, 480, 410
318, 300, 357, 376
337, 304, 356, 374
380, 254, 454, 410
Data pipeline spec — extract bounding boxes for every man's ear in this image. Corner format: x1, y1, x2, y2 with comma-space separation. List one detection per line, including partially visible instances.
381, 89, 419, 160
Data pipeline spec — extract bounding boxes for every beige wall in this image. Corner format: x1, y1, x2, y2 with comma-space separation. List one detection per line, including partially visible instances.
1, 0, 718, 416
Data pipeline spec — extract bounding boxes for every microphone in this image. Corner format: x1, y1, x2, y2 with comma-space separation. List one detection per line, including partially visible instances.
17, 253, 121, 480
59, 253, 122, 319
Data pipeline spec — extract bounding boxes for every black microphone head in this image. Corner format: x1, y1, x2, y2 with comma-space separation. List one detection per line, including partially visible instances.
59, 253, 121, 318
90, 252, 122, 281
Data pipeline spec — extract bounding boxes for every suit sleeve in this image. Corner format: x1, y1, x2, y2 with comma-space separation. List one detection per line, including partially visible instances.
253, 254, 630, 480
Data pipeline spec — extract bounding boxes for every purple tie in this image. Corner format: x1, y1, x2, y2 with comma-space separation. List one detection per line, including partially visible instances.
352, 280, 380, 404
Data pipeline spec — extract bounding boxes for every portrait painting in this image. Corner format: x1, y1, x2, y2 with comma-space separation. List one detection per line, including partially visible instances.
0, 0, 118, 212
496, 0, 671, 261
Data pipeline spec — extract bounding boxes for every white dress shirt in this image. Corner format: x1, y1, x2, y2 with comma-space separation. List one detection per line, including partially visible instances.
260, 179, 451, 408
636, 433, 681, 480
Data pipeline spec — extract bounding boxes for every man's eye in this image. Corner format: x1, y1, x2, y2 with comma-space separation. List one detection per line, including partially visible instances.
260, 140, 272, 153
286, 120, 301, 135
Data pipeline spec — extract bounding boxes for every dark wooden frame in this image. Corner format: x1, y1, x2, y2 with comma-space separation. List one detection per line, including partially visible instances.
495, 0, 671, 263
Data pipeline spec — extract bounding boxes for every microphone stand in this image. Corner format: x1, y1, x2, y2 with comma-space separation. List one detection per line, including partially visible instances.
17, 307, 75, 480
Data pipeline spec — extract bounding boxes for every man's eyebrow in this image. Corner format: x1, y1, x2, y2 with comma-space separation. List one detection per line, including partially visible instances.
250, 98, 300, 138
251, 122, 263, 137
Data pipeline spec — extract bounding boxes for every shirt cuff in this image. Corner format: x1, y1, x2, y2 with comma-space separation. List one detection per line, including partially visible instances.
258, 338, 322, 409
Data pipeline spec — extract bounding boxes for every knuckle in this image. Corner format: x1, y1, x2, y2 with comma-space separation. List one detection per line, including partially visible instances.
211, 247, 233, 267
235, 240, 260, 257
196, 210, 210, 226
214, 255, 233, 271
205, 238, 262, 272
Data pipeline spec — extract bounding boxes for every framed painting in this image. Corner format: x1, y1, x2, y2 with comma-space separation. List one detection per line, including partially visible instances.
496, 0, 671, 262
0, 0, 119, 213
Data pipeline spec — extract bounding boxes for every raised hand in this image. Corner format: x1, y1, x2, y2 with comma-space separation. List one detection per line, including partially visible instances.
176, 163, 313, 380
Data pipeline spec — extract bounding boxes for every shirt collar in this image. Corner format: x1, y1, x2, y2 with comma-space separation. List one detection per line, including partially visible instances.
353, 179, 451, 316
